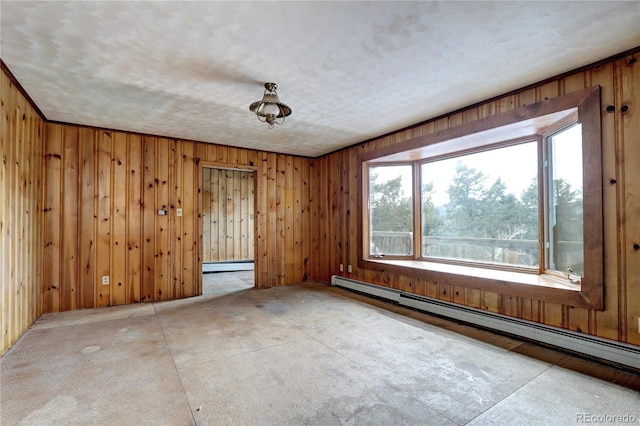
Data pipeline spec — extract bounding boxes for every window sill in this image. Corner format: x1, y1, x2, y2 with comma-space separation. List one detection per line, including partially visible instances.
359, 258, 599, 309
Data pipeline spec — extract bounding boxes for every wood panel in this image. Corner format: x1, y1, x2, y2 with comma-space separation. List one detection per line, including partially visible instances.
196, 149, 311, 289
37, 124, 313, 314
310, 157, 325, 282
276, 155, 287, 285
202, 168, 255, 262
202, 167, 212, 263
78, 128, 96, 308
317, 51, 640, 347
4, 49, 639, 356
155, 138, 170, 300
182, 141, 197, 297
127, 134, 142, 304
256, 152, 269, 285
1, 68, 45, 355
96, 131, 112, 307
211, 167, 221, 261
141, 136, 156, 302
172, 140, 184, 298
265, 154, 277, 285
43, 124, 62, 313
61, 126, 79, 311
285, 156, 295, 283
111, 132, 127, 305
301, 157, 311, 281
619, 55, 640, 346
241, 169, 249, 260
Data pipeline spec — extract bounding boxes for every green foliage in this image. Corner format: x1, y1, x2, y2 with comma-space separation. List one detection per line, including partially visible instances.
371, 164, 582, 246
519, 180, 539, 240
439, 164, 489, 237
441, 163, 536, 240
421, 181, 440, 235
551, 178, 583, 242
423, 163, 583, 242
369, 174, 412, 232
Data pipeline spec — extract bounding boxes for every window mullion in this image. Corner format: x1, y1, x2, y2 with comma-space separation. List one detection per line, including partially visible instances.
362, 162, 372, 259
538, 135, 547, 274
413, 162, 421, 260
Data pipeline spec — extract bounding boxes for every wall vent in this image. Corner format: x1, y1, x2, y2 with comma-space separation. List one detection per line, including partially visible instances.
331, 275, 640, 370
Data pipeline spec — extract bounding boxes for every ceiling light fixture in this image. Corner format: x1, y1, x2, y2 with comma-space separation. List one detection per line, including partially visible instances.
249, 82, 292, 129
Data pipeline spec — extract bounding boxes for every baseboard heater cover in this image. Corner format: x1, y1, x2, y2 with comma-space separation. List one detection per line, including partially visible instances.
330, 276, 402, 302
331, 275, 640, 370
203, 261, 255, 273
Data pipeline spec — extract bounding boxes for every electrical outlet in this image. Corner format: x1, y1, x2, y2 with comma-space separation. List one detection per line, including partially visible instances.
347, 264, 352, 273
102, 276, 109, 285
176, 208, 183, 217
339, 264, 344, 272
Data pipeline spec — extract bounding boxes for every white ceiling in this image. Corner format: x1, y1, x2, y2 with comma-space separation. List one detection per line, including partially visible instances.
1, 1, 639, 158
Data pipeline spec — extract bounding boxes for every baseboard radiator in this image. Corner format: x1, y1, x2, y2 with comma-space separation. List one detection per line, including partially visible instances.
203, 260, 255, 273
331, 275, 640, 370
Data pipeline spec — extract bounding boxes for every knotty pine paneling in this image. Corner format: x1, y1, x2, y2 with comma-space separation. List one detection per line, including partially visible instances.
619, 54, 640, 346
3, 51, 639, 354
1, 69, 45, 355
202, 168, 255, 263
321, 51, 640, 346
45, 131, 191, 308
199, 151, 313, 288
41, 127, 315, 313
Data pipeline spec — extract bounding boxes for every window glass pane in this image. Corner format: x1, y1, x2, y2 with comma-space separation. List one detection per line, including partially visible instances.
421, 142, 539, 267
547, 124, 583, 277
369, 165, 413, 256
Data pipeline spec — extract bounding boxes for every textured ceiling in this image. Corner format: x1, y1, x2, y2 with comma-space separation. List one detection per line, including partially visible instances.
1, 1, 639, 157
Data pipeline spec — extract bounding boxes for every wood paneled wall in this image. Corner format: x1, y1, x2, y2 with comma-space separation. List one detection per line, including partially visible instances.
200, 152, 314, 287
202, 168, 255, 262
319, 51, 640, 346
43, 128, 202, 308
2, 51, 638, 355
41, 126, 314, 313
1, 69, 46, 355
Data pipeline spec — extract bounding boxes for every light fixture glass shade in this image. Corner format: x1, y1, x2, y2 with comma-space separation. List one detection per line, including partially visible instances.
262, 103, 280, 116
249, 83, 292, 128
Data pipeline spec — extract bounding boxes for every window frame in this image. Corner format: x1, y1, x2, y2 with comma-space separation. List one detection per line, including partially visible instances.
357, 86, 603, 310
366, 162, 415, 259
417, 136, 541, 272
540, 119, 584, 281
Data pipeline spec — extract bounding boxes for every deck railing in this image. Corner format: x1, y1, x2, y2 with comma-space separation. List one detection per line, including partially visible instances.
370, 232, 583, 272
422, 236, 539, 266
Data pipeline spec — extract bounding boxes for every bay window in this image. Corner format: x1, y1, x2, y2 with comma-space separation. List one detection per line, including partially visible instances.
359, 87, 603, 309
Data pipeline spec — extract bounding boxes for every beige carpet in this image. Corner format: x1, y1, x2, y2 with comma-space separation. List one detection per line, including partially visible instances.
2, 275, 638, 425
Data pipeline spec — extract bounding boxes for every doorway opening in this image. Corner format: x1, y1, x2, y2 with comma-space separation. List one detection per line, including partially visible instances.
201, 166, 256, 293
202, 270, 254, 296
